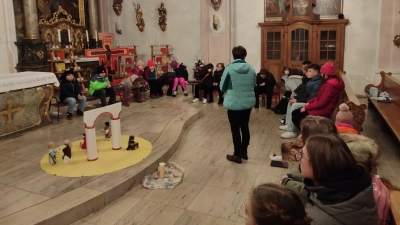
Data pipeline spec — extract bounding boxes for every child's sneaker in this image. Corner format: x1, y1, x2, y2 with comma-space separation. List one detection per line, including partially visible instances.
279, 125, 288, 131
281, 132, 298, 139
184, 91, 188, 96
192, 98, 199, 103
280, 118, 286, 125
203, 99, 207, 104
172, 91, 177, 97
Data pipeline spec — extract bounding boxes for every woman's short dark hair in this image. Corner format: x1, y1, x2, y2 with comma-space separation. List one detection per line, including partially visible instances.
305, 134, 357, 182
232, 46, 247, 60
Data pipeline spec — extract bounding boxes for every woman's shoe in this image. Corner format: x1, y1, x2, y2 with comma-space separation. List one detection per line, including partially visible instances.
226, 154, 242, 164
76, 109, 84, 116
241, 152, 248, 160
67, 112, 73, 120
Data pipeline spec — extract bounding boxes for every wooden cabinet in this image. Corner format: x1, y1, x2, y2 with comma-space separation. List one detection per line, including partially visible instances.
259, 20, 348, 81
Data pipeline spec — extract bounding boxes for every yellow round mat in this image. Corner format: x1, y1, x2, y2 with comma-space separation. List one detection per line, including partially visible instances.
40, 135, 152, 177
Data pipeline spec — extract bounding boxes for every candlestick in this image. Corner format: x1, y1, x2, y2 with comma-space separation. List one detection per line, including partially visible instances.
57, 29, 61, 43
86, 30, 89, 42
95, 30, 98, 42
159, 162, 165, 178
68, 29, 71, 43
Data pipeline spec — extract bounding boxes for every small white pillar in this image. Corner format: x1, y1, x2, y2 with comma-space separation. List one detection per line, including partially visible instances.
111, 119, 121, 150
86, 128, 98, 161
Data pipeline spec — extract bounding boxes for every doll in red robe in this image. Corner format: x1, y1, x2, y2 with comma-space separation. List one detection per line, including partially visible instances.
80, 133, 87, 150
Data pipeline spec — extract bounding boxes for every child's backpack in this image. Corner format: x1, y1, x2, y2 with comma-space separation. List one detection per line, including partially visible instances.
372, 175, 390, 225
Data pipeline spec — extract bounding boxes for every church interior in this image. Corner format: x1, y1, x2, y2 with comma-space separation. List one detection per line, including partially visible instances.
0, 0, 400, 224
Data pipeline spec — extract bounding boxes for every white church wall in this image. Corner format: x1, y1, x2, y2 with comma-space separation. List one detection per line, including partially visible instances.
0, 1, 18, 74
109, 0, 201, 77
233, 0, 264, 71
343, 0, 382, 95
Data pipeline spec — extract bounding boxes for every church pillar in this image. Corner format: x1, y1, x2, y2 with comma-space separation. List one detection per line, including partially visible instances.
23, 0, 40, 40
88, 0, 100, 48
15, 0, 48, 71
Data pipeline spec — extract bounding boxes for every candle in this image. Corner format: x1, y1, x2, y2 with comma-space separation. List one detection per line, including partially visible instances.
86, 30, 89, 42
213, 15, 216, 24
68, 29, 71, 43
115, 22, 118, 30
95, 30, 98, 42
159, 162, 165, 178
57, 29, 61, 43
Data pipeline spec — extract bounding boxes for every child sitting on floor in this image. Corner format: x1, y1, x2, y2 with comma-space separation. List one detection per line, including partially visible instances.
335, 103, 358, 134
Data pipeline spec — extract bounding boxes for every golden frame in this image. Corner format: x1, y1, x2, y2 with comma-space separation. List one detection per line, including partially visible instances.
394, 35, 400, 48
312, 0, 344, 20
38, 0, 85, 26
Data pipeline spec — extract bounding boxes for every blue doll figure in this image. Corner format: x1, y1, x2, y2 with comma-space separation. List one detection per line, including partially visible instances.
47, 142, 58, 165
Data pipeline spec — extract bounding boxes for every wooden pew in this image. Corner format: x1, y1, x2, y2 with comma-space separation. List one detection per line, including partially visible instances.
365, 71, 400, 142
337, 71, 367, 133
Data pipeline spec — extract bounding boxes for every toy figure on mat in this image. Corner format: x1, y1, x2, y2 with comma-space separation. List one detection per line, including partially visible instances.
102, 122, 112, 140
47, 142, 59, 165
62, 140, 72, 164
80, 133, 87, 150
127, 135, 139, 150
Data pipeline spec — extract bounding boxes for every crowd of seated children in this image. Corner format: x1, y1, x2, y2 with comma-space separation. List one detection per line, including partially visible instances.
290, 62, 344, 132
241, 183, 312, 225
254, 68, 276, 109
59, 68, 87, 120
213, 63, 225, 105
280, 63, 322, 139
281, 115, 387, 225
192, 63, 215, 104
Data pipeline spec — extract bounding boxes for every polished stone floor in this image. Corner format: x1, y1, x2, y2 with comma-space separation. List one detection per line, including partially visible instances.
1, 90, 399, 224
67, 97, 399, 225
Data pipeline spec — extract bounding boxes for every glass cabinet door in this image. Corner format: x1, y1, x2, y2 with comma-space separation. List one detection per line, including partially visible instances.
319, 30, 337, 60
266, 31, 281, 60
291, 28, 309, 61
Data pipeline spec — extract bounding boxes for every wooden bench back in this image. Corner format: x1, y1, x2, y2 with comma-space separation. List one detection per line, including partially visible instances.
337, 71, 367, 133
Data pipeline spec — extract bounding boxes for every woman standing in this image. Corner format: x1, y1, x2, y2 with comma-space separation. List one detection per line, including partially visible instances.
220, 46, 256, 164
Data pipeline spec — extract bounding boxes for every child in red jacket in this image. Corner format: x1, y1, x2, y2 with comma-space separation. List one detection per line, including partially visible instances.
291, 62, 344, 129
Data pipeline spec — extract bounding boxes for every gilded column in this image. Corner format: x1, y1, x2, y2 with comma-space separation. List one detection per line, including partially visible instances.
88, 0, 99, 39
23, 0, 40, 39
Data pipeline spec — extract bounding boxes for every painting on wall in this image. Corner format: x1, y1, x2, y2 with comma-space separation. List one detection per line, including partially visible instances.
293, 0, 309, 16
264, 0, 290, 21
312, 0, 343, 19
37, 0, 86, 26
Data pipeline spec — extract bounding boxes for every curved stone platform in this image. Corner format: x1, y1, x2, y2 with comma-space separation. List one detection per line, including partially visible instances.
0, 98, 201, 225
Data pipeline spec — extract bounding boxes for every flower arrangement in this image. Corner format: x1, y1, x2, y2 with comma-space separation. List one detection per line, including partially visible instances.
193, 58, 204, 80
